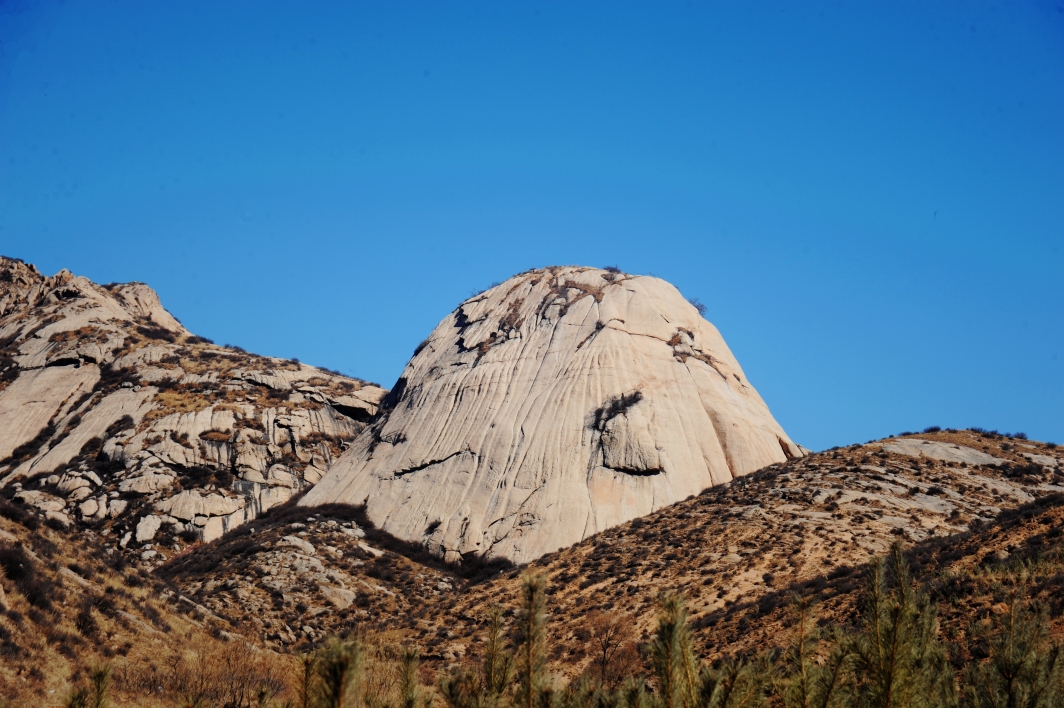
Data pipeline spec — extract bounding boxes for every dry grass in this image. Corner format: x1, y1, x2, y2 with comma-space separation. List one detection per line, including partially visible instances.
0, 510, 273, 706
146, 389, 216, 419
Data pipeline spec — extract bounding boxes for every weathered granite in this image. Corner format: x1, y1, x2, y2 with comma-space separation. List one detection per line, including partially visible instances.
303, 266, 803, 564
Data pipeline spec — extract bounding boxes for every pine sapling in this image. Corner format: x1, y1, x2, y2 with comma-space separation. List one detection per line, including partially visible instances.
515, 573, 549, 708
964, 587, 1064, 708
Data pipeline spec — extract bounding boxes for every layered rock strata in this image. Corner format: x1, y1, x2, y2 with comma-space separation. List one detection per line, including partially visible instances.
302, 266, 802, 564
0, 257, 385, 552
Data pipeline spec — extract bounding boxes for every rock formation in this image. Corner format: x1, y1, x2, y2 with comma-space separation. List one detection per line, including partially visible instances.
302, 266, 803, 565
0, 256, 386, 552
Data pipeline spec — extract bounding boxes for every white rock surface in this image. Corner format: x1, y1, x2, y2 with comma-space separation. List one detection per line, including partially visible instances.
21, 386, 157, 477
880, 439, 1005, 466
0, 365, 100, 464
135, 514, 163, 542
303, 266, 802, 564
1024, 452, 1059, 468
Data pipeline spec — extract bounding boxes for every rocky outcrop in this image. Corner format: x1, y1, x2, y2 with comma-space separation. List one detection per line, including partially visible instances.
0, 256, 386, 554
879, 438, 1006, 466
302, 266, 802, 565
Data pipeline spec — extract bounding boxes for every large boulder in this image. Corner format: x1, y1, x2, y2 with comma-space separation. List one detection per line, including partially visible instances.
302, 266, 803, 564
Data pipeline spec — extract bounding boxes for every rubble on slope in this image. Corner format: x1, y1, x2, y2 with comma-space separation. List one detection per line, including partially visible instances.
156, 500, 481, 652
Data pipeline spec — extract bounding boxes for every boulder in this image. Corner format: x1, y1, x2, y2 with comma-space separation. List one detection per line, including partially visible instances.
79, 498, 99, 518
118, 473, 176, 494
321, 585, 357, 609
279, 535, 316, 555
154, 490, 245, 521
135, 515, 163, 542
302, 267, 802, 564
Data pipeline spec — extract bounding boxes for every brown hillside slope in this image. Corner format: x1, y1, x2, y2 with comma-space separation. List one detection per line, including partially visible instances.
160, 429, 1061, 677
0, 498, 295, 706
0, 256, 386, 567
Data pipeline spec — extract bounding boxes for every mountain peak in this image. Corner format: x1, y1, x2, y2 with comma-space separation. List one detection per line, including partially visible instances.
302, 266, 802, 564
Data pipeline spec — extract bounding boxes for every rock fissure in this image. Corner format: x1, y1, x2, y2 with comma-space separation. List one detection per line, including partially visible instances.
392, 449, 475, 478
601, 464, 663, 477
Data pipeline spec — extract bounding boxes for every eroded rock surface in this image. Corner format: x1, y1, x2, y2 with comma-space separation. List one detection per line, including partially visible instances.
0, 256, 385, 557
303, 266, 802, 564
879, 438, 1005, 466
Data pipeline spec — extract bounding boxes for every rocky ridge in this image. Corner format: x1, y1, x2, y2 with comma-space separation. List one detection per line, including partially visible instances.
0, 256, 386, 560
302, 266, 804, 565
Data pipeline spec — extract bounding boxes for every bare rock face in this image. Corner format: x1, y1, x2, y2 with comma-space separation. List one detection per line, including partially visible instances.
0, 256, 386, 555
302, 266, 802, 565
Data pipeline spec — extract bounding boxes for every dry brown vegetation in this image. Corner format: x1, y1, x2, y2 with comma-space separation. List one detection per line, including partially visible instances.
0, 501, 257, 706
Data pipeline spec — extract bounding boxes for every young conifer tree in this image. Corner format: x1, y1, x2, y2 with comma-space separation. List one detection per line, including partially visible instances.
648, 592, 699, 708
295, 653, 319, 708
440, 604, 514, 708
66, 663, 112, 708
88, 664, 112, 708
316, 637, 364, 708
400, 648, 425, 708
850, 543, 955, 708
774, 600, 852, 708
694, 656, 766, 708
514, 573, 549, 708
619, 677, 652, 708
964, 588, 1064, 708
485, 604, 516, 708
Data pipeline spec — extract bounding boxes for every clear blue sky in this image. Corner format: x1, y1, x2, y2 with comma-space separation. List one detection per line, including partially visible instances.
1, 1, 1061, 451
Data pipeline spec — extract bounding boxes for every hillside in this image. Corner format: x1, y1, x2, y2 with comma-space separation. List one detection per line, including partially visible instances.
0, 495, 294, 705
160, 428, 1062, 675
2, 255, 1062, 705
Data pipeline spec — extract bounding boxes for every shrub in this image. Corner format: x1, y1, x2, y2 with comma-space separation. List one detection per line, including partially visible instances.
589, 391, 643, 432
0, 545, 57, 610
0, 499, 39, 530
135, 324, 176, 343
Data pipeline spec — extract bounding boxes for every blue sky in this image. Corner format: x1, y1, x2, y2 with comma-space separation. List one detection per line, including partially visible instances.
0, 1, 1061, 450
